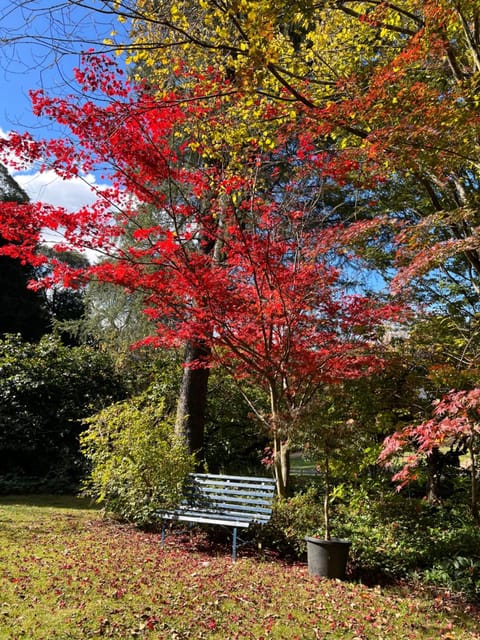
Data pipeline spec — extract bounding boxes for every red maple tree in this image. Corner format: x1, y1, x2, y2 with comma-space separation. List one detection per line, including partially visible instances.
379, 388, 480, 520
0, 55, 402, 495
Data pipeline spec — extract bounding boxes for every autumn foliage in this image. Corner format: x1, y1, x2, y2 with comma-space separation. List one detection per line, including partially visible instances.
125, 0, 480, 293
0, 54, 401, 494
379, 388, 480, 520
3, 498, 479, 639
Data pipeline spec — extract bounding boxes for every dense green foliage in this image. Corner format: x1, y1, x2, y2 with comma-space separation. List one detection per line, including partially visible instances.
254, 486, 326, 558
0, 248, 49, 340
0, 334, 124, 493
338, 489, 480, 599
204, 370, 268, 475
80, 391, 195, 525
254, 480, 480, 600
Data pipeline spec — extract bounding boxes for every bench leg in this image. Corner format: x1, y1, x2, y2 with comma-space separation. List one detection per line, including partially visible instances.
161, 520, 166, 546
232, 527, 237, 563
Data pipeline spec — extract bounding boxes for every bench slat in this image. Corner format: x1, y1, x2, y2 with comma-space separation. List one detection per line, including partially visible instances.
168, 506, 271, 520
162, 509, 271, 522
162, 513, 253, 527
185, 492, 272, 508
189, 490, 274, 500
191, 473, 275, 483
191, 479, 275, 491
178, 503, 272, 517
191, 474, 274, 483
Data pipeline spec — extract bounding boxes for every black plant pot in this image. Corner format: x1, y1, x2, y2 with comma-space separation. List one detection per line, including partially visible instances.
305, 537, 351, 579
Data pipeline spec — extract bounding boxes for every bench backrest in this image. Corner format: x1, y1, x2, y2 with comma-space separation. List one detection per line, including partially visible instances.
185, 473, 276, 524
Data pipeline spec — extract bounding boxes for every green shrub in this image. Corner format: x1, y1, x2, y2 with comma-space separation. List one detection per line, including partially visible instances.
0, 333, 124, 492
80, 394, 194, 526
253, 486, 325, 557
335, 487, 480, 592
336, 493, 433, 580
256, 480, 480, 600
424, 555, 480, 600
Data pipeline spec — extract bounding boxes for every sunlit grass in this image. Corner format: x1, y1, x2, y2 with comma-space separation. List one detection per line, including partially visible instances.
0, 496, 478, 639
290, 452, 317, 475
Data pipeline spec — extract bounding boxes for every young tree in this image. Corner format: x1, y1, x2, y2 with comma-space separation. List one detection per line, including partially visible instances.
0, 55, 401, 494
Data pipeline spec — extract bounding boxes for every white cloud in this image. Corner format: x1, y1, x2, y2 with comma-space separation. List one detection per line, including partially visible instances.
10, 166, 109, 264
0, 127, 108, 213
14, 169, 101, 211
1, 129, 112, 263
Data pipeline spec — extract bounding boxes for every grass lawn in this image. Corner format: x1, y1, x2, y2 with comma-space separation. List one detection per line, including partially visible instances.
290, 452, 317, 476
0, 496, 479, 639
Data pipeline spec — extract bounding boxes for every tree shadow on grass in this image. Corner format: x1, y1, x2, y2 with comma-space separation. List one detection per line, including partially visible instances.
161, 524, 289, 565
0, 494, 100, 510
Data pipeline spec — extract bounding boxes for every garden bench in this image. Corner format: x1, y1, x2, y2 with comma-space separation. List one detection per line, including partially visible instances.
157, 473, 276, 561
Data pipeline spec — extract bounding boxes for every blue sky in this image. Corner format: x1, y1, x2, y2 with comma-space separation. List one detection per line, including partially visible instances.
0, 1, 127, 211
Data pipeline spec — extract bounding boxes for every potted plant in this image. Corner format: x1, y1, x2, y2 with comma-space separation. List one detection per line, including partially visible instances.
304, 437, 351, 578
300, 408, 354, 579
304, 536, 351, 579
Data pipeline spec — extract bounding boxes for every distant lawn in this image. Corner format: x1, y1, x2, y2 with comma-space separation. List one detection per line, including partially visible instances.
0, 496, 479, 639
290, 452, 317, 475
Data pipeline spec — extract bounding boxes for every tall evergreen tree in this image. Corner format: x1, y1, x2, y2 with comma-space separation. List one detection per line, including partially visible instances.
0, 163, 48, 340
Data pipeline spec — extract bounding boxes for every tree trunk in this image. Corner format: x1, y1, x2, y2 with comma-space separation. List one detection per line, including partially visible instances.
273, 436, 290, 498
426, 447, 442, 503
175, 340, 211, 464
174, 197, 226, 465
468, 437, 479, 523
323, 448, 331, 540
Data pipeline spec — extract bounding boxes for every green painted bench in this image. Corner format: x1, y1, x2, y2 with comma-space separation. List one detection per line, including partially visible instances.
158, 473, 276, 561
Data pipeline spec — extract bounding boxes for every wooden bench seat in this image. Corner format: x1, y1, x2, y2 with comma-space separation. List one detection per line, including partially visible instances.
157, 473, 276, 561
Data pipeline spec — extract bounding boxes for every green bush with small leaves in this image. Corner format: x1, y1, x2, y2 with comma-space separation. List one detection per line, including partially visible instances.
251, 486, 326, 558
334, 487, 480, 594
0, 333, 124, 492
80, 393, 194, 526
255, 479, 480, 600
424, 555, 480, 600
